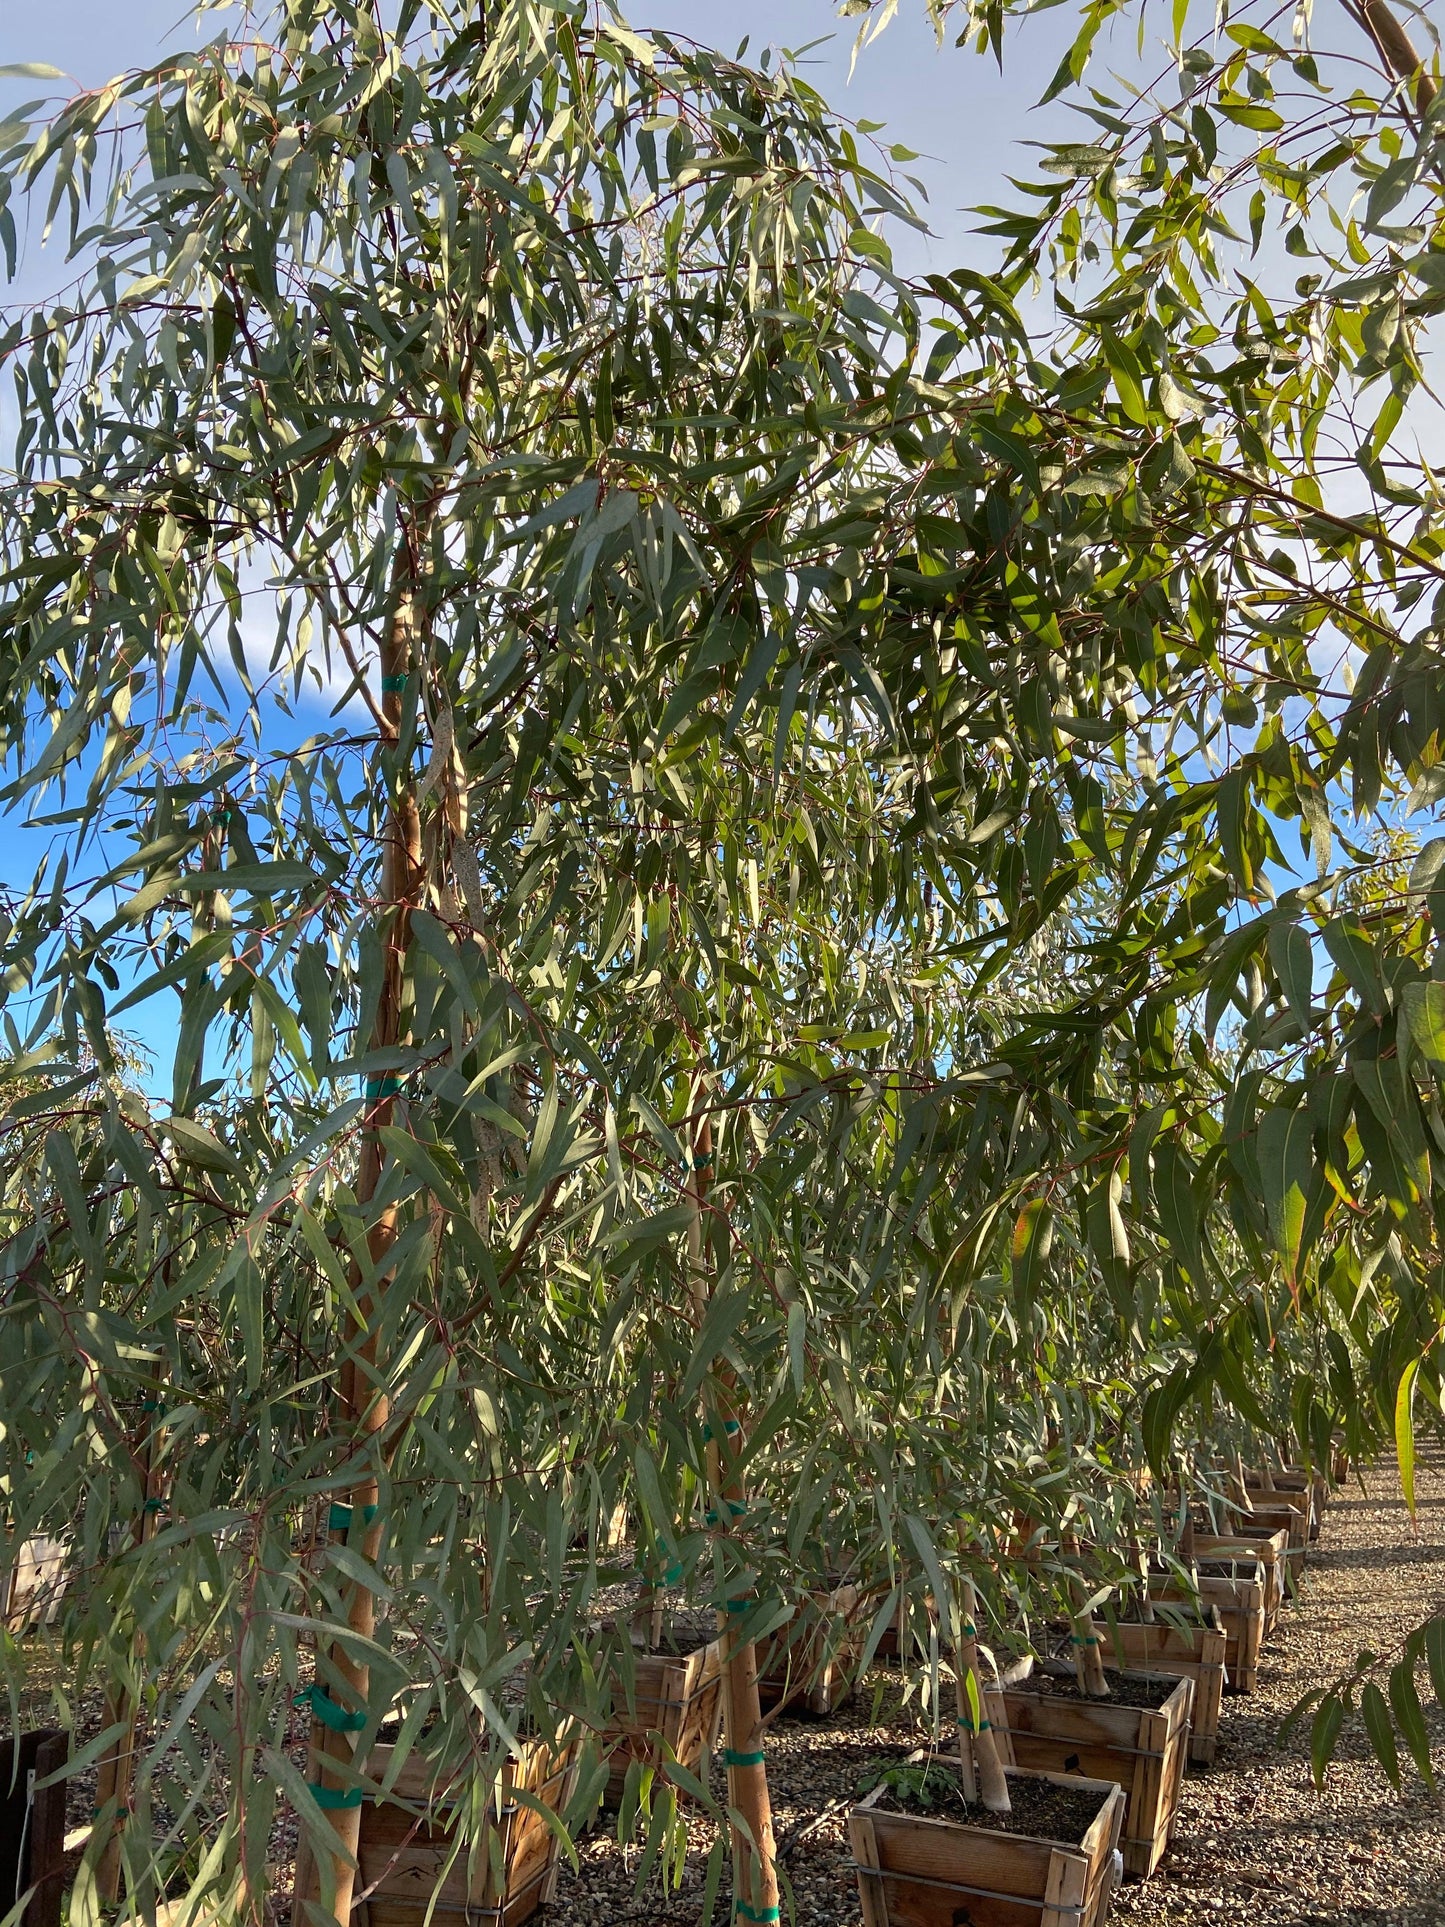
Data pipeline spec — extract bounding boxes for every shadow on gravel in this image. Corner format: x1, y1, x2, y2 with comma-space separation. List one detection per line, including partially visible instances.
1304, 1542, 1445, 1570
1294, 1912, 1445, 1927
1324, 1493, 1445, 1509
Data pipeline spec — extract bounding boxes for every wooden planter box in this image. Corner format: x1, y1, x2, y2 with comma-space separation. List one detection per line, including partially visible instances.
983, 1659, 1193, 1880
2, 1538, 67, 1634
0, 1731, 66, 1927
596, 1624, 724, 1805
355, 1729, 584, 1927
1240, 1469, 1325, 1542
1090, 1616, 1226, 1767
1233, 1501, 1309, 1586
1190, 1528, 1289, 1630
758, 1583, 863, 1716
849, 1763, 1125, 1927
1152, 1573, 1264, 1695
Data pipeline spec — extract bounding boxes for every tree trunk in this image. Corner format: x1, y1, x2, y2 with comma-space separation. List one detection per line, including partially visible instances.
93, 1360, 170, 1903
1342, 0, 1439, 114
1061, 1530, 1109, 1698
955, 1578, 1009, 1811
685, 1116, 779, 1927
293, 550, 426, 1927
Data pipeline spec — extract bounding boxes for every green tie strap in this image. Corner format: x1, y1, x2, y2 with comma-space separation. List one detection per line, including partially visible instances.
297, 1685, 368, 1733
307, 1783, 364, 1810
328, 1502, 380, 1533
380, 673, 409, 693
363, 1075, 404, 1103
722, 1747, 765, 1768
734, 1904, 780, 1923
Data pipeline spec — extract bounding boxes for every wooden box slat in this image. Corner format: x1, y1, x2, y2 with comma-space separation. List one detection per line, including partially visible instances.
0, 1731, 66, 1927
849, 1764, 1124, 1927
1089, 1617, 1226, 1767
355, 1730, 582, 1927
984, 1660, 1192, 1881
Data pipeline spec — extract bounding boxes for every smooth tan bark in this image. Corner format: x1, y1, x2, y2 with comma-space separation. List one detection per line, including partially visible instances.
685, 1116, 779, 1927
956, 1578, 1010, 1812
94, 1361, 170, 1903
1343, 0, 1439, 114
294, 555, 426, 1927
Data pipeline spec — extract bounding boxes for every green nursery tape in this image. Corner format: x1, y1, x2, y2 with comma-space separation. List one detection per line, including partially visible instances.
297, 1685, 368, 1733
328, 1503, 380, 1533
307, 1783, 363, 1810
722, 1748, 765, 1768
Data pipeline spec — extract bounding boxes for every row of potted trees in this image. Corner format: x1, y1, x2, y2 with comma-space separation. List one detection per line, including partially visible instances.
338, 1460, 1326, 1927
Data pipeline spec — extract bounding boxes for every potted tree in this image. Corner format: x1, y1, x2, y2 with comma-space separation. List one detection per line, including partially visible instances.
848, 1581, 1125, 1927
354, 1724, 589, 1927
983, 1658, 1194, 1879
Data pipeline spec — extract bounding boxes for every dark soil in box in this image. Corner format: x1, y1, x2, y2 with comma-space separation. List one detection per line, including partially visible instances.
868, 1757, 1110, 1843
1016, 1669, 1178, 1710
646, 1621, 715, 1658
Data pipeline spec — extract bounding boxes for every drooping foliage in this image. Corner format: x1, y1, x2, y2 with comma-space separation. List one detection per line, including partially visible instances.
1, 0, 1443, 1913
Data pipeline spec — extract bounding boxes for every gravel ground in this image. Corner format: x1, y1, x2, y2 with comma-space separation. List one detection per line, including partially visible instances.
547, 1451, 1445, 1926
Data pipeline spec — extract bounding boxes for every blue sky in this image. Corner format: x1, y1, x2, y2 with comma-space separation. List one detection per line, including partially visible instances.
0, 0, 1093, 1085
0, 1, 1402, 1087
0, 0, 1083, 287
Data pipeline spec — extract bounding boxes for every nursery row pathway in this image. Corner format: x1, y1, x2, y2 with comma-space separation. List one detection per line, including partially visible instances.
548, 1452, 1445, 1926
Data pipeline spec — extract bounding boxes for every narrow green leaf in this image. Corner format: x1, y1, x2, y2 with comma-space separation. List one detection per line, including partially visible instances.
1310, 1696, 1344, 1788
1360, 1680, 1401, 1787
1388, 1659, 1435, 1787
1396, 1357, 1420, 1524
1257, 1107, 1315, 1292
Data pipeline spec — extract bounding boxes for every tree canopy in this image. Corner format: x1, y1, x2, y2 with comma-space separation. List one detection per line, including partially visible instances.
1, 0, 1444, 1918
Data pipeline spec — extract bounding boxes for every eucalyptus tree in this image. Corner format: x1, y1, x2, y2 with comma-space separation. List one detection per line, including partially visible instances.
848, 0, 1445, 1769
0, 0, 1184, 1920
1, 1, 1442, 1923
0, 3, 973, 1921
